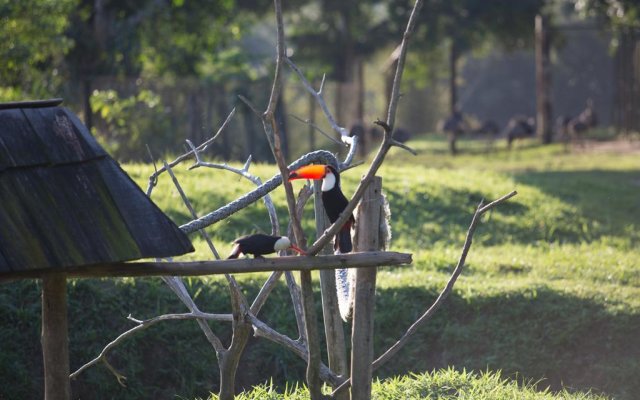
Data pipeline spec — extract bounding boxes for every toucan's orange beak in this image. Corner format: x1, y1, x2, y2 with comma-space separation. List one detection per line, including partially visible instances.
289, 164, 327, 181
290, 244, 306, 255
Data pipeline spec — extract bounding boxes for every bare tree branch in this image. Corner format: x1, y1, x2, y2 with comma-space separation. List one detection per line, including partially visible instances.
263, 3, 323, 398
185, 141, 280, 235
331, 190, 518, 396
385, 1, 424, 130
179, 150, 340, 234
145, 108, 236, 196
289, 114, 344, 146
285, 57, 359, 168
285, 57, 350, 140
70, 311, 232, 381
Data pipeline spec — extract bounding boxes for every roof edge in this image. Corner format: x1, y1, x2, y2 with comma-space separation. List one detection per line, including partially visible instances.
0, 98, 64, 110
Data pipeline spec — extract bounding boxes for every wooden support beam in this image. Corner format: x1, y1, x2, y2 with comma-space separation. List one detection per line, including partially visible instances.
351, 177, 382, 400
42, 273, 70, 400
0, 252, 412, 283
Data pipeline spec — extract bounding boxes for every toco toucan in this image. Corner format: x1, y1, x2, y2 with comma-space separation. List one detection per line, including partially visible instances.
227, 234, 305, 259
289, 164, 354, 253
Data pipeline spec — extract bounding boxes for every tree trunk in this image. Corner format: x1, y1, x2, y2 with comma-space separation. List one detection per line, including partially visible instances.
217, 324, 251, 400
449, 40, 459, 155
309, 88, 317, 152
535, 14, 553, 144
217, 285, 253, 400
214, 86, 231, 160
276, 93, 289, 162
355, 57, 367, 157
449, 40, 458, 115
42, 274, 70, 400
83, 79, 93, 132
300, 270, 323, 399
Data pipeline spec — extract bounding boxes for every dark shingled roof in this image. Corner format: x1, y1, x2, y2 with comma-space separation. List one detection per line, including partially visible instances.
0, 100, 194, 273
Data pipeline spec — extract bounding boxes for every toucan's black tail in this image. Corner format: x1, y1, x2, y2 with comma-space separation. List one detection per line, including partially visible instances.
335, 226, 352, 253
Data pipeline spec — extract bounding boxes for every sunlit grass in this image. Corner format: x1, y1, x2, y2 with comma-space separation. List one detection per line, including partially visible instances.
113, 138, 640, 399
202, 368, 609, 400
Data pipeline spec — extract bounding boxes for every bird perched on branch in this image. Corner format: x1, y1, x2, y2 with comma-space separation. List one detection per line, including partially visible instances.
289, 164, 354, 253
227, 234, 305, 259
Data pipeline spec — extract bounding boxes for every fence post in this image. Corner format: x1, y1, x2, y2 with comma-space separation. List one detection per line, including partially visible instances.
314, 182, 349, 390
350, 177, 382, 400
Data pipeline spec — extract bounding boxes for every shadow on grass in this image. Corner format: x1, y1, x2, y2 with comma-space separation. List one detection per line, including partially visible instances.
384, 168, 640, 248
373, 284, 640, 400
1, 278, 638, 399
512, 169, 640, 242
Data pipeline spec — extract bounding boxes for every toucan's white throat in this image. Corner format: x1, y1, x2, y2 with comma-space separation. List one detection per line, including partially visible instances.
274, 236, 291, 251
321, 171, 336, 192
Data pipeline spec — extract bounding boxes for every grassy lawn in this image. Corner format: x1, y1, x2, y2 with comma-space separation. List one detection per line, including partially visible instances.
1, 135, 638, 399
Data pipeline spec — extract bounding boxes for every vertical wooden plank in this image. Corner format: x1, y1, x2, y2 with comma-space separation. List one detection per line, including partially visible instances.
535, 14, 553, 144
314, 182, 349, 387
350, 177, 382, 400
42, 273, 70, 400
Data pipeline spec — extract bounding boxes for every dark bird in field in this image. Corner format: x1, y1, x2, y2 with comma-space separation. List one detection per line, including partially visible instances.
289, 164, 354, 253
227, 234, 305, 259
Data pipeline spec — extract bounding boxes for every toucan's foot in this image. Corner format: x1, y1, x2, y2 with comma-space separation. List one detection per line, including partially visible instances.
254, 255, 265, 259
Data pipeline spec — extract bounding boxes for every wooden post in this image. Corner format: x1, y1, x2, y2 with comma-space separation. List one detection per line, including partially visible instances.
350, 177, 382, 400
42, 273, 70, 400
314, 182, 349, 394
535, 14, 553, 144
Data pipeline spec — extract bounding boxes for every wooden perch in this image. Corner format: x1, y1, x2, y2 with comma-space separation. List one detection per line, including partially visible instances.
0, 252, 412, 283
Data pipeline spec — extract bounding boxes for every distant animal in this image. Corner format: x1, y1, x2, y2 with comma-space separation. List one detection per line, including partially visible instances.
504, 115, 536, 149
437, 109, 468, 154
472, 120, 500, 137
566, 99, 598, 143
228, 234, 305, 259
393, 127, 412, 143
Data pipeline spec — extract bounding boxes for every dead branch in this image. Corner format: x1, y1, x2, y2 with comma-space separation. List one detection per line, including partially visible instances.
285, 57, 359, 168
185, 141, 280, 235
263, 2, 322, 397
69, 311, 233, 381
331, 190, 518, 396
145, 108, 236, 196
289, 114, 344, 146
179, 150, 340, 234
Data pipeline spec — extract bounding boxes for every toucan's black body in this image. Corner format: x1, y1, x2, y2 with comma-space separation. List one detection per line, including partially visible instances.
227, 234, 289, 259
289, 164, 354, 253
321, 167, 354, 253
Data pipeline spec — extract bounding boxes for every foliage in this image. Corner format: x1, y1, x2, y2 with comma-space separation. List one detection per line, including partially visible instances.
0, 0, 76, 98
90, 89, 171, 160
571, 0, 640, 30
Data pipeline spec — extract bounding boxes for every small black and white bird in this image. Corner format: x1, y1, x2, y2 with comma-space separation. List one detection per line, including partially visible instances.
289, 164, 354, 253
227, 234, 305, 259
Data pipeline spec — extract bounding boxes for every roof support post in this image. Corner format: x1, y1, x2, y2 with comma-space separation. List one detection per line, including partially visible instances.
42, 273, 70, 400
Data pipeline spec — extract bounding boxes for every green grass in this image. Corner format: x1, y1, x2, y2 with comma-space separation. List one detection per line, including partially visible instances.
1, 135, 638, 399
202, 369, 608, 399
